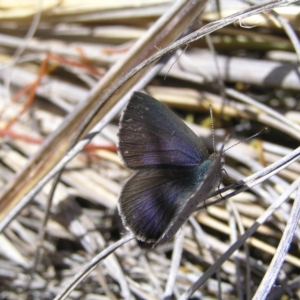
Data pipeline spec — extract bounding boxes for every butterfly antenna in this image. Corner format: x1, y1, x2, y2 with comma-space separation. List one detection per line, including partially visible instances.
209, 105, 216, 155
224, 127, 267, 153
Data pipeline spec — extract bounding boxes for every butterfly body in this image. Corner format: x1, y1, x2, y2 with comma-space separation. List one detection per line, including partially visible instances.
118, 92, 223, 244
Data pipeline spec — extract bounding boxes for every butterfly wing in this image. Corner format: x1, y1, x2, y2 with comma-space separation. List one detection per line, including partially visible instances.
118, 166, 203, 242
118, 92, 209, 169
154, 147, 224, 246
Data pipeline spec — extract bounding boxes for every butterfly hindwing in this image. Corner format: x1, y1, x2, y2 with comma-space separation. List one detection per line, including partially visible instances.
118, 92, 209, 169
118, 166, 205, 242
154, 147, 224, 246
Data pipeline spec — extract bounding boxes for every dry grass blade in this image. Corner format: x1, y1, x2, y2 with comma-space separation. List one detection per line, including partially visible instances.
253, 182, 300, 299
0, 0, 209, 230
179, 178, 300, 300
54, 234, 135, 300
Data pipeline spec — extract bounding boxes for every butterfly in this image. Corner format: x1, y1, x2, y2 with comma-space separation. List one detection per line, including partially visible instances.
118, 92, 224, 246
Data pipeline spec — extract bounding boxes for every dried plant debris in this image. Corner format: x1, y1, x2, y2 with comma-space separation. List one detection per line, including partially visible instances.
0, 0, 300, 299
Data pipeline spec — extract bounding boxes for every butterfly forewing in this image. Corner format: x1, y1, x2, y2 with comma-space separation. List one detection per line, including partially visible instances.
118, 92, 209, 169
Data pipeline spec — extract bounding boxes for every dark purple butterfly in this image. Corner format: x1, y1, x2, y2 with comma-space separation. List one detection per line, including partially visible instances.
118, 92, 224, 245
